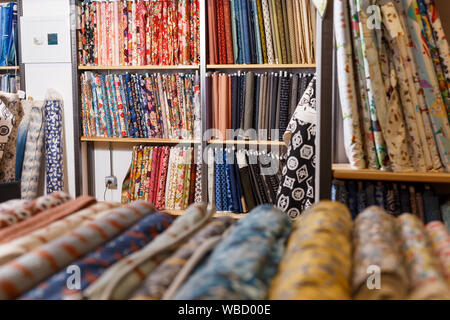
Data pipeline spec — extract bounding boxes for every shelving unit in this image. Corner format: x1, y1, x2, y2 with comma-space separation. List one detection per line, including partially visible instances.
207, 64, 316, 70
332, 164, 450, 184
73, 0, 334, 213
81, 137, 201, 145
78, 65, 199, 71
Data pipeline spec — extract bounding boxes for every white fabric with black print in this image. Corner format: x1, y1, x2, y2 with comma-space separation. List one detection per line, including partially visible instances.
277, 76, 316, 220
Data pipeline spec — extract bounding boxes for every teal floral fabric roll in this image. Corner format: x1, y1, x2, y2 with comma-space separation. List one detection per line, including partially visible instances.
173, 205, 292, 300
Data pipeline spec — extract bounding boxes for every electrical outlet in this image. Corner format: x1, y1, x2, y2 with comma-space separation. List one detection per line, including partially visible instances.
105, 176, 118, 189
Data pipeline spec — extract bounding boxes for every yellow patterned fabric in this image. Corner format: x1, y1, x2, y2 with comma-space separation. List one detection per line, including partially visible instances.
268, 201, 353, 300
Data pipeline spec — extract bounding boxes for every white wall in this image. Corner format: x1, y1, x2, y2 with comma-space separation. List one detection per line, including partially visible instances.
22, 0, 76, 197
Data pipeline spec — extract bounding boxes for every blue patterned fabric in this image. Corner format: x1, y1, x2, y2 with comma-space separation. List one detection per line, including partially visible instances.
346, 181, 358, 219
44, 99, 64, 194
174, 205, 292, 300
375, 182, 385, 209
224, 150, 233, 212
21, 211, 175, 300
423, 188, 442, 223
365, 182, 376, 207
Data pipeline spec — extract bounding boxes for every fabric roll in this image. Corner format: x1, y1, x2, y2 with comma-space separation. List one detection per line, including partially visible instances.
223, 0, 234, 64
396, 214, 450, 299
21, 210, 175, 300
261, 0, 275, 64
243, 72, 255, 132
365, 182, 376, 207
409, 185, 418, 217
0, 196, 95, 244
415, 190, 425, 223
0, 202, 119, 266
0, 93, 23, 183
399, 184, 412, 214
269, 0, 281, 64
400, 0, 450, 171
132, 216, 236, 300
425, 221, 450, 286
334, 0, 366, 169
0, 192, 71, 229
230, 0, 239, 64
442, 201, 450, 232
174, 205, 292, 300
256, 0, 267, 64
44, 98, 64, 193
275, 1, 287, 64
277, 77, 316, 219
236, 150, 256, 212
352, 207, 408, 299
84, 203, 215, 300
423, 188, 442, 223
269, 201, 353, 300
0, 201, 155, 300
15, 100, 31, 181
286, 0, 297, 64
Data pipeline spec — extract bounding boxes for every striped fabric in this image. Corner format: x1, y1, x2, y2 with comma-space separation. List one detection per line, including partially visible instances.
0, 192, 72, 229
0, 201, 155, 300
0, 202, 120, 266
83, 202, 215, 300
21, 210, 175, 300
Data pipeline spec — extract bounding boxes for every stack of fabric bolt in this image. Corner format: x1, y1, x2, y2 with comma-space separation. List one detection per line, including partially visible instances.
121, 146, 202, 211
77, 0, 200, 66
0, 199, 448, 300
207, 0, 316, 65
334, 0, 450, 172
80, 71, 201, 140
0, 2, 18, 66
210, 148, 282, 214
332, 180, 449, 228
206, 71, 314, 140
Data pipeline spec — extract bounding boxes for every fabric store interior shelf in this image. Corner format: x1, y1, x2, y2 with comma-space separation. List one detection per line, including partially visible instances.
80, 137, 201, 145
207, 64, 316, 69
78, 65, 200, 70
208, 139, 286, 146
332, 164, 450, 183
165, 209, 244, 219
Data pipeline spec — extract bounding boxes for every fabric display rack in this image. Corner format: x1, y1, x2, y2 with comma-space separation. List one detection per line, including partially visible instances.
0, 0, 25, 203
74, 0, 331, 217
0, 1, 21, 94
0, 196, 448, 300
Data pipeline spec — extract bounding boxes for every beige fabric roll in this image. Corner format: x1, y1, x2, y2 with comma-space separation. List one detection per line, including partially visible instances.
352, 206, 408, 300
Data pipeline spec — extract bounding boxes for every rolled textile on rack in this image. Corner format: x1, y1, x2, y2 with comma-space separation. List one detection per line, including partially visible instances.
21, 209, 175, 300
20, 100, 45, 200
425, 221, 450, 286
442, 201, 450, 232
0, 92, 23, 183
132, 216, 236, 300
173, 205, 292, 300
352, 206, 409, 300
0, 202, 120, 266
0, 192, 71, 229
44, 90, 65, 194
333, 0, 365, 170
0, 201, 156, 300
268, 201, 353, 300
396, 214, 450, 299
0, 196, 95, 244
83, 203, 216, 300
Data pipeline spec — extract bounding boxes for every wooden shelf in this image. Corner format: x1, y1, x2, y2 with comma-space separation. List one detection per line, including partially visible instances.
332, 163, 450, 183
78, 65, 199, 70
166, 209, 245, 219
0, 66, 19, 71
81, 137, 200, 145
208, 139, 286, 146
207, 64, 316, 69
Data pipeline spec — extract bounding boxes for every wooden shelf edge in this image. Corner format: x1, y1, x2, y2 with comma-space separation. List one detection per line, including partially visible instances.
208, 139, 286, 146
207, 64, 316, 69
332, 163, 450, 183
0, 66, 19, 71
81, 137, 200, 144
166, 210, 245, 219
78, 65, 199, 70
